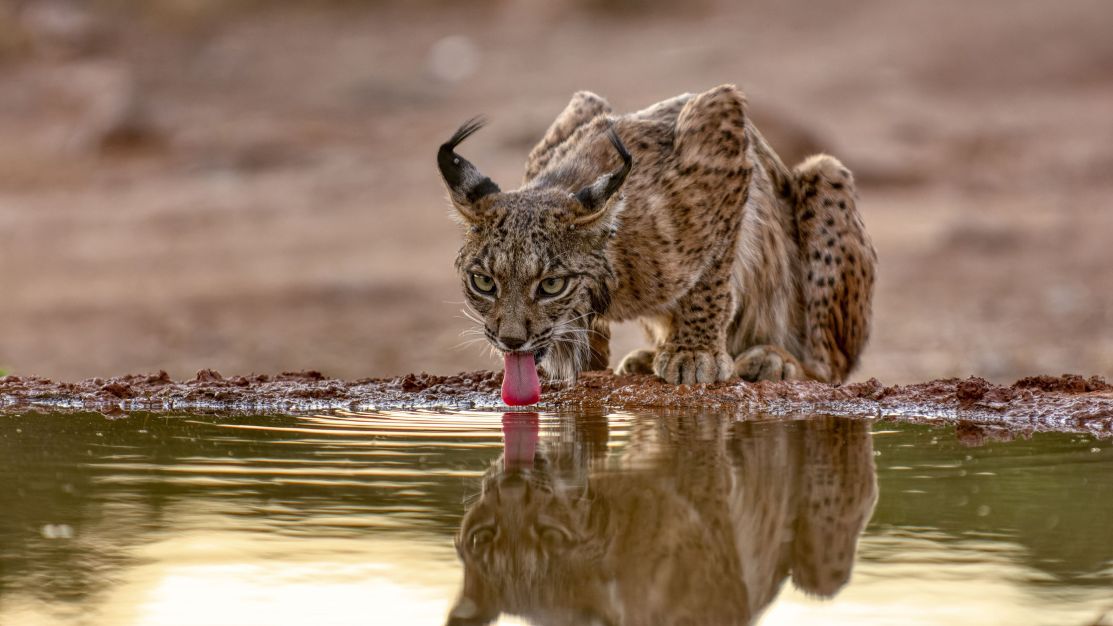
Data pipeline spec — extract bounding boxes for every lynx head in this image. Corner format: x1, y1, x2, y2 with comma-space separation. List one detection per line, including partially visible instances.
438, 118, 631, 382
446, 455, 613, 626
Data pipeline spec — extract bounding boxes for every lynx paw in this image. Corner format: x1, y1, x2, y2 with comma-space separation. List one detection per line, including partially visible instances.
654, 346, 733, 384
616, 348, 656, 375
734, 345, 804, 382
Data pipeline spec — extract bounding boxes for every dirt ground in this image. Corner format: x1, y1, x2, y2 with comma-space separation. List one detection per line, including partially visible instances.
1, 0, 1111, 384
2, 370, 1110, 436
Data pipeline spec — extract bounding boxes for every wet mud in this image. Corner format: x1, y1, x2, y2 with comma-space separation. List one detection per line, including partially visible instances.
1, 370, 1110, 436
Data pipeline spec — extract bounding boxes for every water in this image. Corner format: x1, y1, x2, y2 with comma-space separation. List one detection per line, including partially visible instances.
1, 410, 1110, 626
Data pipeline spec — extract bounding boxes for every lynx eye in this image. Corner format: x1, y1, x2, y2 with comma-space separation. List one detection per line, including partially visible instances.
470, 273, 496, 295
538, 276, 568, 298
539, 526, 568, 546
469, 527, 495, 549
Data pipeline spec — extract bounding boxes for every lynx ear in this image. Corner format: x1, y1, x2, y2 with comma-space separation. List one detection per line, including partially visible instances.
438, 117, 501, 223
572, 128, 632, 226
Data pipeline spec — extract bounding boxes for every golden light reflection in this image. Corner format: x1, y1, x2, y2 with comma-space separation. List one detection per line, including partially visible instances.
94, 531, 462, 626
762, 535, 1106, 626
0, 524, 542, 626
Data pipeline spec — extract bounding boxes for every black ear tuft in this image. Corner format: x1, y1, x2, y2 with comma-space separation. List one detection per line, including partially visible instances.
607, 127, 633, 174
443, 116, 486, 150
439, 117, 501, 211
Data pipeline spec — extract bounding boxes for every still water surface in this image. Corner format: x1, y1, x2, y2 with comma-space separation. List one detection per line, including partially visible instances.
1, 410, 1111, 625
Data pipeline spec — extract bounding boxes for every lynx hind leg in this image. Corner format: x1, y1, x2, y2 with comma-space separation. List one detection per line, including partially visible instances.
794, 155, 877, 383
616, 348, 656, 375
734, 344, 805, 382
524, 91, 612, 182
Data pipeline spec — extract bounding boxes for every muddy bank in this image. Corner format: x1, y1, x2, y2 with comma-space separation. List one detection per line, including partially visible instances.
1, 370, 1110, 435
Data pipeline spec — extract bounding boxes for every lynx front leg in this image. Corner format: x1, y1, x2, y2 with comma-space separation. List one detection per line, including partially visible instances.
654, 256, 736, 384
653, 84, 751, 385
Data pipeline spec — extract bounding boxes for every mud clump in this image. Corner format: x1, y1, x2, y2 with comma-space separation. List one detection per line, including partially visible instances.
956, 377, 991, 403
1, 370, 1110, 436
146, 370, 172, 385
953, 376, 1019, 408
100, 381, 134, 399
195, 369, 223, 383
1012, 374, 1111, 393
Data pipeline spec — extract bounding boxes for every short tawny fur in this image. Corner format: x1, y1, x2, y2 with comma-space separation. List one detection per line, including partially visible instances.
442, 85, 876, 384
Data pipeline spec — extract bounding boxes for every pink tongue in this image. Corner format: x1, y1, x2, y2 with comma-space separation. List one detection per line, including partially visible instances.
501, 352, 541, 406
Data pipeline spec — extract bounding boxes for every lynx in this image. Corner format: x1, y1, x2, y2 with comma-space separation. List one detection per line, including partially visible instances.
438, 85, 876, 404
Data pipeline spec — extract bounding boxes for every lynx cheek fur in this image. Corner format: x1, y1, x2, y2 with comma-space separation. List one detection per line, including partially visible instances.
439, 85, 876, 387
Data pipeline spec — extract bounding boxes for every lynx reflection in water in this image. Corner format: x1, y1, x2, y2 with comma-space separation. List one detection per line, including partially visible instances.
448, 413, 877, 626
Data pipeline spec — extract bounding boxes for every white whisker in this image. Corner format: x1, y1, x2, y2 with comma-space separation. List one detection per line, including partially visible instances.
458, 305, 486, 328
451, 337, 491, 352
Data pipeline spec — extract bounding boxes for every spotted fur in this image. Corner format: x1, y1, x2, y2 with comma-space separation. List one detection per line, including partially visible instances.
440, 85, 876, 383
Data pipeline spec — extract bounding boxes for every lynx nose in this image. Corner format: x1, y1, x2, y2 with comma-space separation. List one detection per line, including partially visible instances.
498, 318, 529, 351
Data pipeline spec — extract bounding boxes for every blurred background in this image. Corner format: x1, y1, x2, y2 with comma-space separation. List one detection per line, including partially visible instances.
0, 0, 1110, 384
